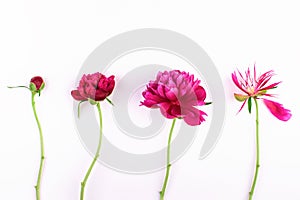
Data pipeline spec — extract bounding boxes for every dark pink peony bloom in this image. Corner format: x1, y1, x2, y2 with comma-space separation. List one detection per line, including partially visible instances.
232, 65, 291, 121
30, 76, 44, 91
141, 70, 208, 126
71, 72, 115, 102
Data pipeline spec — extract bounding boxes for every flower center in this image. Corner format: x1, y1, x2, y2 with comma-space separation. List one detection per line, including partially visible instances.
247, 86, 255, 95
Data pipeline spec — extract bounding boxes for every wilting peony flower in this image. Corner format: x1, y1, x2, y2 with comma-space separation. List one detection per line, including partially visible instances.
232, 66, 291, 121
141, 70, 208, 126
71, 72, 115, 102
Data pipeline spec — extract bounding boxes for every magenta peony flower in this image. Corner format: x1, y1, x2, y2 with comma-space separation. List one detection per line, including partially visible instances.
71, 72, 115, 200
141, 70, 208, 126
71, 72, 115, 102
232, 66, 291, 121
141, 69, 210, 200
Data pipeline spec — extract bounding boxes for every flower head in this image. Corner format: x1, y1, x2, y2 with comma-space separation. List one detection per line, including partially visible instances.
30, 76, 45, 91
141, 70, 208, 126
29, 76, 45, 95
232, 65, 291, 121
71, 72, 115, 103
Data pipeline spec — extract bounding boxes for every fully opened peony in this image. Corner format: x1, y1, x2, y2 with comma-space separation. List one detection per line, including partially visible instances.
71, 72, 115, 200
141, 70, 208, 126
232, 65, 291, 200
8, 76, 46, 200
141, 70, 210, 200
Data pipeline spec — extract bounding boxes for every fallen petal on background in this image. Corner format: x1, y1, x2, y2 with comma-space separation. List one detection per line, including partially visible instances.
262, 99, 292, 121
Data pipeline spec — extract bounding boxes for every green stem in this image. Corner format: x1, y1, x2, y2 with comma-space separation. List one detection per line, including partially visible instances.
80, 103, 103, 200
249, 98, 260, 200
32, 93, 45, 200
160, 118, 176, 200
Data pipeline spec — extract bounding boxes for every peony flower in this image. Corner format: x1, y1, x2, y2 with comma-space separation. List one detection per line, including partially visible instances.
141, 70, 210, 200
71, 72, 115, 102
8, 76, 46, 200
232, 66, 291, 121
232, 65, 291, 200
141, 70, 208, 126
71, 72, 115, 200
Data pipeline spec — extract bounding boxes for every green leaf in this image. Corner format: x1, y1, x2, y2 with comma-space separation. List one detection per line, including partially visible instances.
106, 98, 114, 106
257, 90, 267, 96
247, 97, 252, 114
234, 93, 248, 102
205, 102, 212, 105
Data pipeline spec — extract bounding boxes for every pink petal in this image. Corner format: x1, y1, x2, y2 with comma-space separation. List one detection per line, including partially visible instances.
142, 90, 164, 103
259, 81, 281, 91
232, 72, 249, 94
194, 85, 206, 105
256, 70, 275, 88
256, 76, 272, 89
159, 102, 176, 119
157, 84, 167, 98
183, 107, 207, 126
165, 88, 178, 101
254, 64, 257, 82
237, 100, 247, 114
71, 90, 87, 101
140, 99, 159, 108
262, 99, 292, 121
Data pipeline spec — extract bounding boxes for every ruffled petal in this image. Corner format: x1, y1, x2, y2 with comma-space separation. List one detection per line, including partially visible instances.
71, 90, 87, 101
194, 85, 206, 105
140, 99, 159, 108
159, 102, 176, 119
94, 89, 109, 101
183, 106, 207, 126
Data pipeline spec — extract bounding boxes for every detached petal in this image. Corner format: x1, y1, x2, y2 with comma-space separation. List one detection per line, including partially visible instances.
71, 90, 87, 101
262, 99, 292, 121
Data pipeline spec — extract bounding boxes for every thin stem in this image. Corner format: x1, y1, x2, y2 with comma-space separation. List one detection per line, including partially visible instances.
80, 103, 103, 200
160, 118, 176, 200
7, 85, 30, 90
249, 98, 260, 200
32, 93, 45, 200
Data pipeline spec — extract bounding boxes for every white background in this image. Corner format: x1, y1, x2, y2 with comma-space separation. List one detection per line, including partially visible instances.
0, 0, 299, 199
